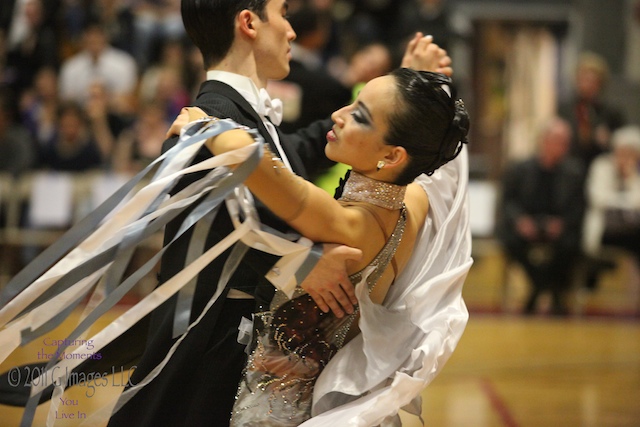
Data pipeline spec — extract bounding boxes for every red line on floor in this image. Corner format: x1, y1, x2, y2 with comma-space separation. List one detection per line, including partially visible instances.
479, 378, 520, 427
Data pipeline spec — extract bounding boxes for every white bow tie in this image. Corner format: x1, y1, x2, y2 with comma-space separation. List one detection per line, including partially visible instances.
258, 88, 283, 126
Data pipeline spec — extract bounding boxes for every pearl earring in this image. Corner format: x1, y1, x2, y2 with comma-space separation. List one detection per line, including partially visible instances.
376, 160, 385, 171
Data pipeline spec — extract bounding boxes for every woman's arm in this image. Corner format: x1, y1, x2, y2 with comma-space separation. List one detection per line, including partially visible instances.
209, 127, 364, 245
168, 107, 366, 246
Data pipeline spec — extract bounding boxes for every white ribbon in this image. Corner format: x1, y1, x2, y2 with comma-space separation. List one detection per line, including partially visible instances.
0, 117, 325, 427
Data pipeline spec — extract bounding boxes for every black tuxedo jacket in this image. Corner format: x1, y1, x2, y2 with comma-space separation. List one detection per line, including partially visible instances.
158, 80, 334, 314
0, 81, 335, 418
104, 80, 335, 427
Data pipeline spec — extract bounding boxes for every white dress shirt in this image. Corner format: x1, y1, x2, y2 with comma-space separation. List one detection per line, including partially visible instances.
206, 71, 293, 299
206, 70, 292, 171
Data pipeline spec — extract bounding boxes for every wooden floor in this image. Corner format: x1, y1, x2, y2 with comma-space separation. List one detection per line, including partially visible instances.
1, 246, 639, 427
412, 316, 640, 427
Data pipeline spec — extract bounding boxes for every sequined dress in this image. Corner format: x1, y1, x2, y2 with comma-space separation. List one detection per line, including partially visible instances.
230, 200, 407, 426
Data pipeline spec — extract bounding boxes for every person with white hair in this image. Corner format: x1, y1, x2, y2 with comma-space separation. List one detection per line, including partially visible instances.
583, 125, 640, 270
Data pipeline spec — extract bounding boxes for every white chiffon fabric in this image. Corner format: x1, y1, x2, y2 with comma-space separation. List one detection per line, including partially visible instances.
305, 148, 472, 426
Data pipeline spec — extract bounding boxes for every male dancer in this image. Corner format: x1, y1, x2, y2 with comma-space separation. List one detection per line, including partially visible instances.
108, 1, 452, 425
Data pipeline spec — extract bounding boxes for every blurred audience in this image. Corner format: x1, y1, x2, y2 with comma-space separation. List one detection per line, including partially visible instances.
88, 0, 136, 57
131, 0, 185, 69
0, 0, 60, 47
38, 102, 108, 172
138, 37, 192, 121
390, 0, 456, 53
328, 41, 393, 97
0, 90, 36, 177
315, 40, 394, 192
342, 0, 399, 48
498, 118, 585, 315
85, 81, 129, 154
558, 52, 626, 171
111, 102, 166, 174
582, 125, 640, 283
19, 66, 60, 153
275, 5, 351, 133
2, 0, 59, 99
58, 21, 138, 119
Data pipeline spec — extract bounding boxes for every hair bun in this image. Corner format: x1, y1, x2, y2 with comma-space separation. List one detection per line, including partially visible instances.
439, 98, 469, 159
452, 99, 470, 144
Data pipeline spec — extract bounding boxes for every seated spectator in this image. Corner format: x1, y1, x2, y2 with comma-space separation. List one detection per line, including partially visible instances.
18, 66, 59, 160
131, 0, 185, 69
497, 118, 585, 315
138, 38, 192, 121
88, 0, 136, 57
58, 21, 138, 119
85, 80, 130, 149
3, 0, 59, 99
0, 89, 36, 177
111, 102, 167, 174
583, 125, 640, 278
37, 102, 107, 172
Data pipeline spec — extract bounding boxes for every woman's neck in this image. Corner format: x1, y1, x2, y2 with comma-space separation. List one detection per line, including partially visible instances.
339, 171, 406, 210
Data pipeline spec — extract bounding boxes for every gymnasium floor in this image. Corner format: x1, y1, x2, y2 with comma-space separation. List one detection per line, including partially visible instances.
1, 246, 639, 427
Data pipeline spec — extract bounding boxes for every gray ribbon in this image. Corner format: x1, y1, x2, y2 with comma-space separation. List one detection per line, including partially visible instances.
16, 117, 327, 427
171, 206, 218, 338
18, 130, 246, 344
19, 119, 257, 427
0, 119, 220, 306
294, 243, 324, 285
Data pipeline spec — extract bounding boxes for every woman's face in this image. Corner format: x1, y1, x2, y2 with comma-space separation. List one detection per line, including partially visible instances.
325, 75, 398, 174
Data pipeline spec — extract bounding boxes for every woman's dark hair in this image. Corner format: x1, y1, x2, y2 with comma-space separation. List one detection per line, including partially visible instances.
181, 0, 269, 69
386, 68, 470, 185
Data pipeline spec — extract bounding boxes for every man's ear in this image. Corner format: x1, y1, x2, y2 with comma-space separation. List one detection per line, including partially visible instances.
238, 10, 258, 38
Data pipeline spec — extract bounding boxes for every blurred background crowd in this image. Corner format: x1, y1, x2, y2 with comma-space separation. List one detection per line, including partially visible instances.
0, 0, 639, 317
0, 1, 639, 426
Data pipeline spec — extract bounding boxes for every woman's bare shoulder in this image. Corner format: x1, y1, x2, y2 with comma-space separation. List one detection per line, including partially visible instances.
405, 182, 429, 222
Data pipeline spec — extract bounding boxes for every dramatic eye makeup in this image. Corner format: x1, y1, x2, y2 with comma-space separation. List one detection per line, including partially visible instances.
350, 102, 373, 127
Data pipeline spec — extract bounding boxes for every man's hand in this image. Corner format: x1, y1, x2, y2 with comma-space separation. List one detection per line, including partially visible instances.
301, 244, 363, 318
401, 32, 453, 76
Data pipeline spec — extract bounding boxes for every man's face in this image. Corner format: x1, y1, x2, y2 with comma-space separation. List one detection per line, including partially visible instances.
576, 68, 603, 101
541, 124, 571, 166
253, 0, 296, 80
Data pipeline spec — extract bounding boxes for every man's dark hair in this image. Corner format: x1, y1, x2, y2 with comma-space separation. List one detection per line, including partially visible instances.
181, 0, 269, 69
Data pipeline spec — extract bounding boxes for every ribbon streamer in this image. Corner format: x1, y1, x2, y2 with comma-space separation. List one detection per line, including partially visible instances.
0, 118, 323, 427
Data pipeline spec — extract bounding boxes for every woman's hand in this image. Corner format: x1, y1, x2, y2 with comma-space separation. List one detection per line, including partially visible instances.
401, 32, 453, 76
165, 106, 209, 138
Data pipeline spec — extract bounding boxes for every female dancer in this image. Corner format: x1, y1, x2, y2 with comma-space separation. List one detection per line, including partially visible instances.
170, 68, 470, 425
